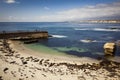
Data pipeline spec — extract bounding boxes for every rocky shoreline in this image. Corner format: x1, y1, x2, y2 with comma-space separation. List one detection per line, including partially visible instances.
0, 39, 120, 80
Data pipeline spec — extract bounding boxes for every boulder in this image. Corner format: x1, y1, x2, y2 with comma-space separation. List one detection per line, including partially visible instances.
103, 42, 116, 55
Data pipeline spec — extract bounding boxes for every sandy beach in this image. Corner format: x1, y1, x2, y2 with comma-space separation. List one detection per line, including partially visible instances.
0, 39, 120, 80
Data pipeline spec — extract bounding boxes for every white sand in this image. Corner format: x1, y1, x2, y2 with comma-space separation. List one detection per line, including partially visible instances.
0, 39, 120, 80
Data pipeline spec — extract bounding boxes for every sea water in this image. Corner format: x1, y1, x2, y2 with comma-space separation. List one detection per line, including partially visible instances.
0, 22, 120, 60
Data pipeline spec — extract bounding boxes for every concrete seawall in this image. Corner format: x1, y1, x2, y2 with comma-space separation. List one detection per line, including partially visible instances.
0, 31, 48, 39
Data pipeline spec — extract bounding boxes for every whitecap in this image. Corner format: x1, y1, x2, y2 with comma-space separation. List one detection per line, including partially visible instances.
80, 39, 105, 43
75, 28, 120, 32
74, 28, 89, 30
80, 39, 96, 43
93, 28, 120, 32
52, 35, 67, 38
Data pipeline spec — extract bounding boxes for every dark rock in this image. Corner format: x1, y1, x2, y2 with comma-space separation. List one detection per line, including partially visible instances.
39, 59, 44, 65
77, 76, 86, 80
26, 76, 28, 78
33, 58, 39, 62
0, 76, 2, 78
99, 60, 120, 72
20, 57, 24, 60
3, 67, 9, 73
0, 76, 3, 80
49, 63, 55, 67
22, 61, 27, 65
42, 74, 46, 77
15, 54, 20, 58
10, 61, 16, 64
31, 75, 34, 77
19, 78, 24, 80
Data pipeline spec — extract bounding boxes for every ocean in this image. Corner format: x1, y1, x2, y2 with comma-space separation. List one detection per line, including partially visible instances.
0, 22, 120, 60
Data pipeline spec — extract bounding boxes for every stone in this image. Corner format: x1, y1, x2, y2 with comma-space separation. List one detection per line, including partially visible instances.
103, 42, 116, 55
3, 67, 9, 73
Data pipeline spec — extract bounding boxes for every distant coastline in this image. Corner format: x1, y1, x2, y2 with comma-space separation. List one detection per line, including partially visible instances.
69, 20, 120, 24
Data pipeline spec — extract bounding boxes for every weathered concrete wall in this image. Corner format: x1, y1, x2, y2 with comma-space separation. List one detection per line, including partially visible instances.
0, 31, 48, 39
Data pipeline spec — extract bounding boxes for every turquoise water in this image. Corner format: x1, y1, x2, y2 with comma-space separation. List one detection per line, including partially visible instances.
25, 43, 89, 56
0, 22, 120, 59
24, 43, 68, 56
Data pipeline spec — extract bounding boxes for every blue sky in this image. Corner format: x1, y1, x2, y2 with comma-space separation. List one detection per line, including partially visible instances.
0, 0, 120, 22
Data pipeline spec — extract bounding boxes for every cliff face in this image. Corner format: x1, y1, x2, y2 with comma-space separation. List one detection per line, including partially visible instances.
0, 31, 48, 39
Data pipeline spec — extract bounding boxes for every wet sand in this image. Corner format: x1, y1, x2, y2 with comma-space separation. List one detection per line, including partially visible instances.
0, 39, 120, 80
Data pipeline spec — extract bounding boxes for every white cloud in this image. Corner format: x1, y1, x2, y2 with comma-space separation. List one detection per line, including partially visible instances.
4, 0, 19, 4
44, 7, 50, 10
8, 16, 18, 21
37, 2, 120, 22
3, 2, 120, 22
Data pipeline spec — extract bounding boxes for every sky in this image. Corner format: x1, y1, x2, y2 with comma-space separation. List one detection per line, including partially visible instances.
0, 0, 120, 22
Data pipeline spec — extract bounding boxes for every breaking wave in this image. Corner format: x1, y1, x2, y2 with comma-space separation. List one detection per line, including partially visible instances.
52, 35, 67, 38
93, 28, 120, 31
75, 28, 120, 32
80, 39, 105, 43
74, 28, 89, 30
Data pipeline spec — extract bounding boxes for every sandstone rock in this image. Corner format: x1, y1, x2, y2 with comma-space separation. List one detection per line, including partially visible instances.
103, 42, 116, 55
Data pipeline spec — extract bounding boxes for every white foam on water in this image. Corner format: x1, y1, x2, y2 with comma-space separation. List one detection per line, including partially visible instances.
93, 28, 120, 32
52, 35, 67, 38
74, 28, 120, 32
80, 40, 96, 43
80, 39, 105, 43
74, 28, 89, 30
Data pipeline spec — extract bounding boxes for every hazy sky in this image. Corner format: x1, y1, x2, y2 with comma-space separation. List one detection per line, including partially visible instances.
0, 0, 120, 22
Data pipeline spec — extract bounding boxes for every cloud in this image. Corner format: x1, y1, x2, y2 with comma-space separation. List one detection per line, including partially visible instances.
38, 2, 120, 22
44, 7, 50, 10
4, 0, 19, 4
2, 2, 120, 22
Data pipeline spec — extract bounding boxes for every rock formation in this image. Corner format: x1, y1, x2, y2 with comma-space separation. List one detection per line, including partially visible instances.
103, 42, 116, 55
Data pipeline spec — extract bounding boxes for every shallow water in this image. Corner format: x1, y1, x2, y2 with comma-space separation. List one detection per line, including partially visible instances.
24, 43, 67, 56
0, 22, 120, 60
